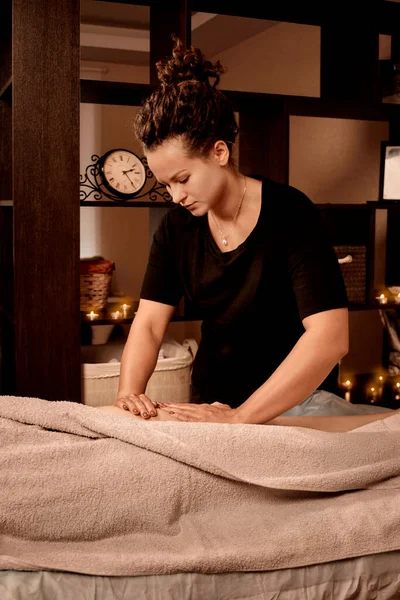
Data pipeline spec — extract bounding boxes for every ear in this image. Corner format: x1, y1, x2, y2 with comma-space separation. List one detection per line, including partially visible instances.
212, 140, 230, 166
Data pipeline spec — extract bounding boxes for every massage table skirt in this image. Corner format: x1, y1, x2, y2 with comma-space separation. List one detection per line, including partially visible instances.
1, 551, 400, 600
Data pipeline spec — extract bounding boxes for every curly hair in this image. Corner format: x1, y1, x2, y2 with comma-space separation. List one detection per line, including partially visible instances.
134, 36, 239, 160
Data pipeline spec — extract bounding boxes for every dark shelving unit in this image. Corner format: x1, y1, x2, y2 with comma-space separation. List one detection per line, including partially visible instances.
1, 0, 400, 402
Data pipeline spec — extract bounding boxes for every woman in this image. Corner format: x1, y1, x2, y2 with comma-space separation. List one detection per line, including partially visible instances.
113, 37, 350, 424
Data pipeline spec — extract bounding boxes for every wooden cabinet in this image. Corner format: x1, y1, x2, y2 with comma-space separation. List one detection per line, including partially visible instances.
1, 1, 400, 401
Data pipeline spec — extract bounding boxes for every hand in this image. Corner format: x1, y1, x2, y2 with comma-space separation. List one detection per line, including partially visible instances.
113, 394, 159, 419
156, 401, 238, 423
122, 171, 134, 186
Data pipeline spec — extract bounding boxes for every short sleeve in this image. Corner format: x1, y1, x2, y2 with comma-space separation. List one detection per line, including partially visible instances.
283, 187, 348, 320
140, 212, 184, 307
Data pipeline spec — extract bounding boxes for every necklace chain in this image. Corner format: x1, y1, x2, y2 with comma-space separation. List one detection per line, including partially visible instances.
210, 176, 247, 247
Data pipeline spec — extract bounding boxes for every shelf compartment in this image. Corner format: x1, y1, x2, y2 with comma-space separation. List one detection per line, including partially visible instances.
316, 204, 375, 306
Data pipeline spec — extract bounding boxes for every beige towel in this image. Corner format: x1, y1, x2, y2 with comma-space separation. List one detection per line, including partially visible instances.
1, 395, 400, 576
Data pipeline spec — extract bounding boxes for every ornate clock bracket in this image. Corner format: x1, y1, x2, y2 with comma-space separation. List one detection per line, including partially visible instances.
80, 154, 172, 203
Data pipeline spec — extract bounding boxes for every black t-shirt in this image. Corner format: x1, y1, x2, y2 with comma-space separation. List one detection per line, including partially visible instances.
141, 178, 348, 407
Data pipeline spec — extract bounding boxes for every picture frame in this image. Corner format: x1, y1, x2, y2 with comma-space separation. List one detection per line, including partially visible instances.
379, 142, 400, 201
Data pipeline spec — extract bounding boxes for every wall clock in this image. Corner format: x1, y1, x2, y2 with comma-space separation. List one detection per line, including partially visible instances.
80, 149, 171, 204
98, 148, 146, 199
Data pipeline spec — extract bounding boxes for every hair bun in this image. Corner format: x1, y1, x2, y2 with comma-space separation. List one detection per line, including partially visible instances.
156, 35, 226, 88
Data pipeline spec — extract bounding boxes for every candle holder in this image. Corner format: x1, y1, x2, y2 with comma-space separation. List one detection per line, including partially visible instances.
111, 310, 122, 320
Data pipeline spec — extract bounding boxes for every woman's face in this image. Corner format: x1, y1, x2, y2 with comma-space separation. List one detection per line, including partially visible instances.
146, 137, 229, 215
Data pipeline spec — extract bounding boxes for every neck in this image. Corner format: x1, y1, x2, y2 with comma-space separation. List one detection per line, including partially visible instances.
211, 173, 246, 222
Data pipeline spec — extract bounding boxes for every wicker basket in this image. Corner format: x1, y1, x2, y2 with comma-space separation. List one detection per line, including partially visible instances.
80, 272, 112, 312
80, 257, 115, 312
334, 245, 367, 304
81, 338, 198, 406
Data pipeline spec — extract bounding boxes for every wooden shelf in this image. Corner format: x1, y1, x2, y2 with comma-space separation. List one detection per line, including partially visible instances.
80, 305, 399, 323
80, 200, 400, 210
98, 1, 400, 36
80, 79, 400, 122
81, 313, 201, 325
80, 200, 173, 208
367, 201, 400, 209
351, 303, 400, 311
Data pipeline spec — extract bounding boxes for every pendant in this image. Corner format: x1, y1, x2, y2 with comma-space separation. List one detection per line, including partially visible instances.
222, 238, 228, 246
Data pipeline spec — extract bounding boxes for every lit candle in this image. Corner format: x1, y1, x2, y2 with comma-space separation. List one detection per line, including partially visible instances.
111, 310, 122, 320
368, 386, 378, 403
121, 303, 131, 318
395, 293, 400, 305
395, 382, 400, 401
342, 379, 352, 402
376, 293, 388, 304
86, 311, 99, 321
377, 375, 385, 400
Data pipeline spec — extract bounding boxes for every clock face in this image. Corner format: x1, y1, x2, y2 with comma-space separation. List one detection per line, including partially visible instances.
100, 149, 146, 198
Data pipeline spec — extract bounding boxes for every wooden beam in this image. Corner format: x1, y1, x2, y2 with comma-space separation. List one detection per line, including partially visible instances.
80, 79, 151, 106
13, 0, 81, 401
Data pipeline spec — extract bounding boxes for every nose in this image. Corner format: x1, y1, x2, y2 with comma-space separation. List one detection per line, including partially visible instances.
171, 187, 187, 205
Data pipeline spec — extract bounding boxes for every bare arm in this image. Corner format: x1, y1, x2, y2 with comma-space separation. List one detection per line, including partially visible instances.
267, 411, 394, 432
114, 299, 175, 413
234, 308, 349, 424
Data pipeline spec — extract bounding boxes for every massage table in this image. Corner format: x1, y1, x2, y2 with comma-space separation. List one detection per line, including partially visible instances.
1, 395, 400, 599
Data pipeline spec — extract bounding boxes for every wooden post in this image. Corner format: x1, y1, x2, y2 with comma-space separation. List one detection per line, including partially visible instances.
239, 97, 288, 184
320, 11, 379, 104
149, 0, 191, 87
13, 0, 81, 401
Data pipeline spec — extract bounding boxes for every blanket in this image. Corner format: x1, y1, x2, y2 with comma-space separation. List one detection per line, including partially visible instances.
1, 395, 400, 576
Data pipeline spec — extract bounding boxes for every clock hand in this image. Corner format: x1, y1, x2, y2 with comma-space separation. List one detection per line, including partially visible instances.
123, 171, 136, 188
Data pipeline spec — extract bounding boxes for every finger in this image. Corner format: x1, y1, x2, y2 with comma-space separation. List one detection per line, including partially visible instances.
117, 395, 157, 418
113, 398, 139, 414
119, 396, 142, 416
157, 402, 196, 410
211, 402, 231, 410
167, 412, 194, 422
137, 394, 158, 418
